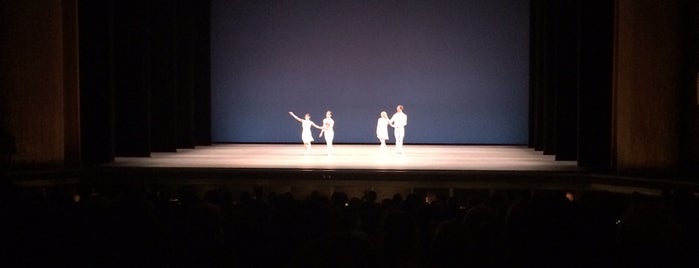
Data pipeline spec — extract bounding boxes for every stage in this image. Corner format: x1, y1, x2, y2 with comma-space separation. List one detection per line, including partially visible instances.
100, 144, 693, 197
11, 144, 690, 200
109, 144, 579, 172
98, 144, 617, 200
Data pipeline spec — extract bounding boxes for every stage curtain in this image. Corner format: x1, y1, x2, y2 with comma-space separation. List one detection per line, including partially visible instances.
79, 0, 212, 162
530, 0, 612, 165
150, 0, 179, 152
113, 0, 152, 157
530, 0, 577, 158
576, 1, 613, 170
175, 0, 196, 149
79, 0, 116, 164
192, 1, 212, 146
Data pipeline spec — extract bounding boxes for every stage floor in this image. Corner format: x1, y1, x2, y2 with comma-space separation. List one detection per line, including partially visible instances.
110, 144, 578, 172
90, 144, 693, 198
9, 145, 693, 199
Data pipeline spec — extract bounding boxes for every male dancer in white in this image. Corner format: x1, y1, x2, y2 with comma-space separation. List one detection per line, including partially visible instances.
389, 105, 407, 153
319, 110, 335, 154
376, 111, 390, 148
289, 112, 322, 152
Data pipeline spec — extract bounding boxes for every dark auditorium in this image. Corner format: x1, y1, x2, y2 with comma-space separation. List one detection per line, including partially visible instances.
2, 0, 699, 267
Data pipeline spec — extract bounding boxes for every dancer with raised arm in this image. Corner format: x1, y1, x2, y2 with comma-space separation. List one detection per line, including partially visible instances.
289, 112, 322, 153
389, 105, 407, 153
376, 111, 390, 149
319, 110, 335, 154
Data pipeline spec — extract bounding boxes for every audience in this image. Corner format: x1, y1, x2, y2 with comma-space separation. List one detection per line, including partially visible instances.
1, 176, 698, 267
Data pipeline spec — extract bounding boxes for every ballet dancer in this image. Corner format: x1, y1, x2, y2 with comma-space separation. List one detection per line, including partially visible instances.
289, 111, 322, 152
376, 111, 389, 148
319, 110, 335, 154
389, 105, 407, 153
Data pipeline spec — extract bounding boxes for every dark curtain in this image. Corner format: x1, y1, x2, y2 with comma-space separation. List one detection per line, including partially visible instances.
529, 0, 613, 169
79, 0, 211, 162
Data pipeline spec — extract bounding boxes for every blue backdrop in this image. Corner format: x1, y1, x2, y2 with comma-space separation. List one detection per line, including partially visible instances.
211, 0, 529, 144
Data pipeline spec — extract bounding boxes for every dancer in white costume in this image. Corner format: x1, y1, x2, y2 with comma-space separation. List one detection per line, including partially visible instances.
376, 111, 390, 148
319, 110, 335, 154
389, 105, 407, 153
289, 112, 322, 152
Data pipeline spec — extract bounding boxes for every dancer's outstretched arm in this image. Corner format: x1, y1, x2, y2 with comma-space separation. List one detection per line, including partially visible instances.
289, 112, 303, 123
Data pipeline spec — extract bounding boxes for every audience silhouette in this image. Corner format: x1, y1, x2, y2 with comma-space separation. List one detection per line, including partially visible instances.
1, 176, 698, 267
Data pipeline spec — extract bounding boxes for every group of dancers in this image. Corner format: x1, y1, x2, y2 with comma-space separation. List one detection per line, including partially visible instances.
289, 105, 407, 154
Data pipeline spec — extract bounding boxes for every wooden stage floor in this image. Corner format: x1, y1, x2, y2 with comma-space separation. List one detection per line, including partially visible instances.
92, 144, 692, 198
9, 145, 694, 200
110, 144, 579, 172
